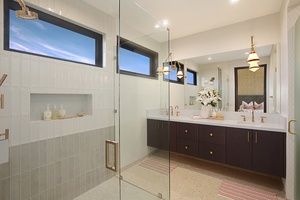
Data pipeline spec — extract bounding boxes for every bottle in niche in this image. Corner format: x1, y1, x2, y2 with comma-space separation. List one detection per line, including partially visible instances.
58, 104, 66, 118
43, 104, 52, 120
52, 104, 59, 120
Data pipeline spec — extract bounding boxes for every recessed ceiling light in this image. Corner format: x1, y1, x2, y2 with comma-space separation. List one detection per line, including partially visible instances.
230, 0, 239, 4
245, 52, 249, 55
208, 57, 212, 60
162, 20, 169, 26
155, 24, 160, 28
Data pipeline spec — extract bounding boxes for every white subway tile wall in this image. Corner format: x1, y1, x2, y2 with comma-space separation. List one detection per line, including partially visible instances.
0, 0, 118, 200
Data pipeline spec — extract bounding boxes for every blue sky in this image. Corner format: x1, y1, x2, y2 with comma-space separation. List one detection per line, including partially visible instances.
120, 47, 150, 75
9, 10, 95, 65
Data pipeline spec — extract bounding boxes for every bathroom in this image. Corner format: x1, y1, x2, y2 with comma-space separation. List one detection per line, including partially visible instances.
0, 0, 299, 200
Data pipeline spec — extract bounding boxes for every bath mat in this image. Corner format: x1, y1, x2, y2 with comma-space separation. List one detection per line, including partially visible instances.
218, 180, 278, 200
138, 158, 177, 175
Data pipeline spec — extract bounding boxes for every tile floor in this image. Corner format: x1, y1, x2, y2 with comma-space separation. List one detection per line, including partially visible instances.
77, 152, 286, 200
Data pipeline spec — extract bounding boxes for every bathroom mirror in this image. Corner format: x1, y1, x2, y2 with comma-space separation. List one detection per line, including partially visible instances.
180, 43, 280, 113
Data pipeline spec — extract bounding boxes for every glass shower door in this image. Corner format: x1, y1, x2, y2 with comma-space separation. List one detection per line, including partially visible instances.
118, 0, 171, 199
294, 16, 300, 200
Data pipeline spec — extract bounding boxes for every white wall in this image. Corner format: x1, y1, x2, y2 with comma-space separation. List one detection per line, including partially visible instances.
118, 26, 168, 167
170, 13, 280, 61
0, 0, 117, 147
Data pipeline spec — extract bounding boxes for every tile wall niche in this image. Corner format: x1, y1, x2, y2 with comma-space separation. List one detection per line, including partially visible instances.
0, 127, 115, 200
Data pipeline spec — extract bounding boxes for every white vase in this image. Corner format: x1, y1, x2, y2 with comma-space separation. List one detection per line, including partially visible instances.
200, 105, 210, 118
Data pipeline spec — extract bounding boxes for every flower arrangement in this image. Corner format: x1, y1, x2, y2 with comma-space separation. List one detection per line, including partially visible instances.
196, 79, 221, 107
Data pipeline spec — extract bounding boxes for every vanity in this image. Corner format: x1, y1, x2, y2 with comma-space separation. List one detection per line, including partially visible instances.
147, 110, 286, 178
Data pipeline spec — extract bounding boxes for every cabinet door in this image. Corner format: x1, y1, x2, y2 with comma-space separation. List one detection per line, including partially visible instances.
198, 142, 226, 163
177, 123, 198, 140
199, 125, 226, 145
227, 128, 252, 170
252, 130, 285, 177
177, 138, 198, 157
147, 119, 162, 148
161, 121, 170, 150
170, 122, 177, 152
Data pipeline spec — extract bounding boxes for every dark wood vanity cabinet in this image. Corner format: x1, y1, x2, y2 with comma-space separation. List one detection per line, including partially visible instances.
252, 130, 286, 177
176, 123, 199, 157
198, 125, 227, 163
227, 128, 253, 170
147, 120, 286, 177
147, 119, 169, 150
147, 119, 177, 151
227, 127, 286, 177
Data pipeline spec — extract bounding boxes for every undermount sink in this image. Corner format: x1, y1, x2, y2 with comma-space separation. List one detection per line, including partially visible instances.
237, 121, 264, 127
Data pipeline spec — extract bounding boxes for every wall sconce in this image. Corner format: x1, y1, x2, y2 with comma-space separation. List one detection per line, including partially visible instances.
247, 36, 260, 72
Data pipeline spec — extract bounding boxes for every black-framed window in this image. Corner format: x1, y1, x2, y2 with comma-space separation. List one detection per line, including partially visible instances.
163, 61, 184, 84
119, 37, 158, 78
4, 0, 103, 67
186, 69, 197, 85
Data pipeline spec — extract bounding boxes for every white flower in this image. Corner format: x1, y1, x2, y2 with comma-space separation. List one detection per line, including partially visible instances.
196, 86, 221, 107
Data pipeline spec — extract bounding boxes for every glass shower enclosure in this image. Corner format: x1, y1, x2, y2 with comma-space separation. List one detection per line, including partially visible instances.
0, 0, 170, 200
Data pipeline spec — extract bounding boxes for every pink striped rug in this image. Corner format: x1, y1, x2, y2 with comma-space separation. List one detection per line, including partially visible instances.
218, 180, 278, 200
138, 158, 177, 175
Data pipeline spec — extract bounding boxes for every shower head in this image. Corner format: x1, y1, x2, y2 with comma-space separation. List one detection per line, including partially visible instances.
15, 0, 38, 20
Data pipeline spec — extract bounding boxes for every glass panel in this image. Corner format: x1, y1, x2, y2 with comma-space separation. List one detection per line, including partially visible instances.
119, 0, 170, 199
294, 16, 300, 200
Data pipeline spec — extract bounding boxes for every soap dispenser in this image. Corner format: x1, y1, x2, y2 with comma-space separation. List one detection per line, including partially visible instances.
43, 104, 52, 120
51, 104, 59, 120
58, 104, 66, 118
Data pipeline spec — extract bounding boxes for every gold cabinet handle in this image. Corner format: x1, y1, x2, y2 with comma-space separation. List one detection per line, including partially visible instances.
105, 140, 118, 172
255, 132, 258, 143
209, 151, 213, 155
209, 133, 213, 137
288, 120, 296, 134
247, 131, 250, 143
185, 130, 188, 133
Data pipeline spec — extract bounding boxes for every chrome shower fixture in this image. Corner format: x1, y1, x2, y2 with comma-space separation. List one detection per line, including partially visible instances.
15, 0, 39, 20
0, 74, 7, 87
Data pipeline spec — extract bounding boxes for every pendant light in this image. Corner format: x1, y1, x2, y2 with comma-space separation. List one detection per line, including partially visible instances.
157, 53, 172, 75
247, 36, 260, 72
177, 64, 183, 79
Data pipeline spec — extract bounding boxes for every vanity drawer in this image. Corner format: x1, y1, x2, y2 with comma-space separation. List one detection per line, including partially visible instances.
199, 125, 226, 145
198, 142, 226, 163
177, 123, 198, 140
177, 138, 198, 157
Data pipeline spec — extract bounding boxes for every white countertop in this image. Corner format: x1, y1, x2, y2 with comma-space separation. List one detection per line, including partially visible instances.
147, 110, 286, 133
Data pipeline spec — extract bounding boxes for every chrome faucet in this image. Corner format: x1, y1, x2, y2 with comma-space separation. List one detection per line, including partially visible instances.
170, 106, 173, 116
251, 109, 255, 122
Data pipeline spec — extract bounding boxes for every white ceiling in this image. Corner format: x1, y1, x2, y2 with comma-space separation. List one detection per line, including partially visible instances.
83, 0, 284, 64
84, 0, 283, 41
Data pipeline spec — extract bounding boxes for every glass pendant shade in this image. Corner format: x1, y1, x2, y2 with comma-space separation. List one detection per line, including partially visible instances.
156, 66, 163, 74
177, 69, 183, 79
249, 62, 259, 72
163, 63, 170, 75
247, 52, 260, 64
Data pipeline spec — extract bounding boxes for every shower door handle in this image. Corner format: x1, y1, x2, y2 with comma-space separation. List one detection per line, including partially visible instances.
105, 140, 119, 172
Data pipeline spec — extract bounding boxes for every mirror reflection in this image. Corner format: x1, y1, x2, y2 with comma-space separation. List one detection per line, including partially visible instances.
179, 43, 280, 113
